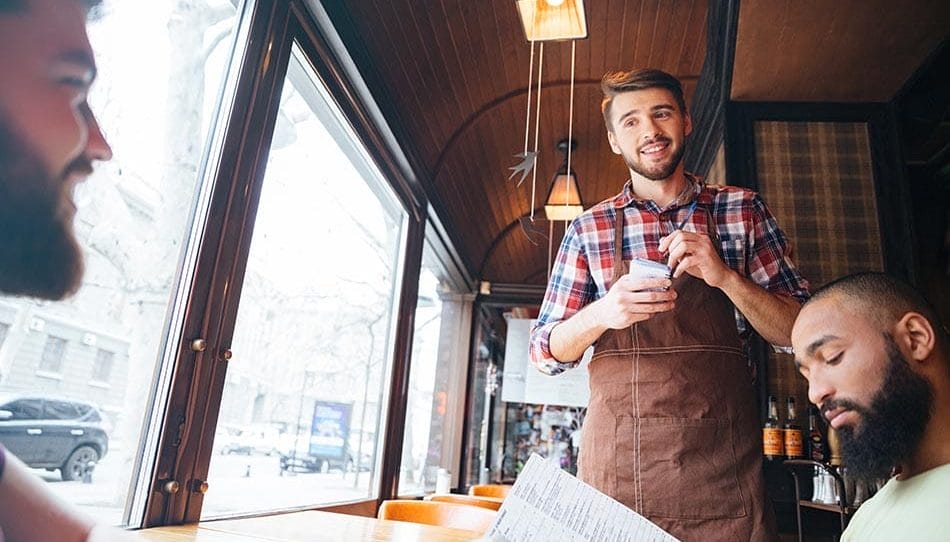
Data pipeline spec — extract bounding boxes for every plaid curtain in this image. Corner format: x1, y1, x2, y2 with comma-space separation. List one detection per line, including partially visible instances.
753, 120, 884, 406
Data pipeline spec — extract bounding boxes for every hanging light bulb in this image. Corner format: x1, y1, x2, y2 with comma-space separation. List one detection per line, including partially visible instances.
545, 138, 583, 221
515, 0, 587, 42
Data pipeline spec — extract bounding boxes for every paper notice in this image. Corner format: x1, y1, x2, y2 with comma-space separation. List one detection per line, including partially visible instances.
487, 454, 679, 542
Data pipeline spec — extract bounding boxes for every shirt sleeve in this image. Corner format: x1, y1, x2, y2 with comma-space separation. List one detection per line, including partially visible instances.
746, 193, 810, 303
529, 220, 597, 375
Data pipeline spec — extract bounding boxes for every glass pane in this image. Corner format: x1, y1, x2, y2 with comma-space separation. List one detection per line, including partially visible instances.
398, 237, 465, 495
202, 44, 407, 518
0, 0, 245, 526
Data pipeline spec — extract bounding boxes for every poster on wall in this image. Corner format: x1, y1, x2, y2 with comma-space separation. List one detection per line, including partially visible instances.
309, 401, 352, 460
501, 318, 591, 407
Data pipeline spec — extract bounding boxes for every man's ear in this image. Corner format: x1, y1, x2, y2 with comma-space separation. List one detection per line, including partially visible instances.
607, 130, 621, 155
895, 312, 936, 363
684, 111, 693, 138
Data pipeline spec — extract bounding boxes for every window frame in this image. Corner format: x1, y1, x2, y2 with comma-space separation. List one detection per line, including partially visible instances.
139, 0, 430, 526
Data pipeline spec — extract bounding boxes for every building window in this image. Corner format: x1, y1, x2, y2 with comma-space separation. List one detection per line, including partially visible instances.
92, 349, 115, 382
39, 336, 68, 374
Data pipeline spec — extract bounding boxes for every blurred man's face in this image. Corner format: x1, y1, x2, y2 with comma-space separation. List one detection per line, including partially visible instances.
0, 0, 112, 299
792, 296, 933, 480
606, 87, 692, 182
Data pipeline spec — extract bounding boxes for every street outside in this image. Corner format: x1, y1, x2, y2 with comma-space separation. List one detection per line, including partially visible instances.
35, 449, 374, 525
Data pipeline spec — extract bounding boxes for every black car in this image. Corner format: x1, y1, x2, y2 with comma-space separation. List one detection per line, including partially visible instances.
0, 394, 109, 481
277, 433, 372, 474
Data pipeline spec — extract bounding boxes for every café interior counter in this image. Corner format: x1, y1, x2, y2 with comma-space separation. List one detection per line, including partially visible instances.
139, 509, 483, 542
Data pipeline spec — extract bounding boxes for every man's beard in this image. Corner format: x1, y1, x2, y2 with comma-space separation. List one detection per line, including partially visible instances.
0, 116, 85, 300
621, 136, 686, 181
822, 335, 934, 481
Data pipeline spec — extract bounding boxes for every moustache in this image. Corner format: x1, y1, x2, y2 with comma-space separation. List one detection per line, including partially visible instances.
63, 158, 94, 179
821, 398, 869, 424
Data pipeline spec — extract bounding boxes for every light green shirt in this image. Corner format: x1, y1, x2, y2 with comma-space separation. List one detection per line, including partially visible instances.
842, 463, 950, 541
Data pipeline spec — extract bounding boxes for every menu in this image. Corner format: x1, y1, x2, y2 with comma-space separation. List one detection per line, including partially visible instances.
487, 454, 679, 542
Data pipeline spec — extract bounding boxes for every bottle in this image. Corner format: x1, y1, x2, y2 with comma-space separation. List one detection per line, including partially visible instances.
806, 405, 826, 462
762, 395, 784, 460
783, 397, 804, 459
827, 427, 843, 467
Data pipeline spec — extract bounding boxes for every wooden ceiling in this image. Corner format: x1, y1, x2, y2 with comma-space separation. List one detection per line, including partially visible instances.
324, 1, 947, 288
732, 0, 950, 102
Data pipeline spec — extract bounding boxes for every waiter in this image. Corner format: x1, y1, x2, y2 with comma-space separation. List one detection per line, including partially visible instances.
529, 68, 809, 541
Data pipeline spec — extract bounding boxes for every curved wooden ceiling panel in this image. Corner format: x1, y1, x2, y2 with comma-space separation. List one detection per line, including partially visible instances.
330, 0, 708, 285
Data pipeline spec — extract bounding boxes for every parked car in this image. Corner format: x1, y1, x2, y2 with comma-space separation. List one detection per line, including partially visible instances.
0, 394, 109, 481
278, 431, 373, 474
214, 424, 279, 456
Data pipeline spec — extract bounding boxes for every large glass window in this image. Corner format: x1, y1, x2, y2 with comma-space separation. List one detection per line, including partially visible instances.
398, 237, 470, 495
0, 0, 245, 526
201, 44, 407, 518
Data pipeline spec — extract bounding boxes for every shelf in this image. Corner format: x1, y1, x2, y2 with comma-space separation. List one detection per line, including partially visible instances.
798, 500, 857, 515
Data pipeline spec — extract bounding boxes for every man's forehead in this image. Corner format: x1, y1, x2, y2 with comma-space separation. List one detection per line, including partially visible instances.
793, 297, 846, 345
0, 0, 89, 38
614, 87, 677, 108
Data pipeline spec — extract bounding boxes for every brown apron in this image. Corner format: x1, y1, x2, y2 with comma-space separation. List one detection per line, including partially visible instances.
578, 207, 776, 541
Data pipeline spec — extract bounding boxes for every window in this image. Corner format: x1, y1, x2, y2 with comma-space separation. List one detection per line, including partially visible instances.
0, 0, 247, 526
202, 43, 408, 518
91, 349, 115, 382
3, 399, 42, 420
398, 235, 471, 495
38, 336, 67, 374
45, 400, 82, 420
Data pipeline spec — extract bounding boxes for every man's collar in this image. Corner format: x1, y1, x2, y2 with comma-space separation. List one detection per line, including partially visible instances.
614, 173, 706, 209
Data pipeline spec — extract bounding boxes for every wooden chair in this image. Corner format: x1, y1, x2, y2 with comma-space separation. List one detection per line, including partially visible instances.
468, 484, 512, 499
424, 493, 503, 511
377, 499, 497, 533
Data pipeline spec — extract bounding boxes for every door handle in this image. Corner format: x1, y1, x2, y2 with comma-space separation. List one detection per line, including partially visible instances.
70, 429, 85, 436
27, 428, 42, 435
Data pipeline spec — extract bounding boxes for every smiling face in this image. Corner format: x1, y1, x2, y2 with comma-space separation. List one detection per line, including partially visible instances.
605, 87, 692, 182
0, 0, 112, 299
792, 294, 933, 480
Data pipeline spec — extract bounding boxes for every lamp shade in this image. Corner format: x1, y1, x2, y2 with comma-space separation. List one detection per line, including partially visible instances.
545, 171, 583, 221
516, 0, 588, 42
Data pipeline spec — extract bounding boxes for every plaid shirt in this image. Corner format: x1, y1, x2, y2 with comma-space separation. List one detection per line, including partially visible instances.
530, 174, 810, 375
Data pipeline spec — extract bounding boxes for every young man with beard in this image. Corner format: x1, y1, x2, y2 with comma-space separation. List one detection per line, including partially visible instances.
529, 68, 809, 540
792, 272, 949, 541
0, 0, 140, 540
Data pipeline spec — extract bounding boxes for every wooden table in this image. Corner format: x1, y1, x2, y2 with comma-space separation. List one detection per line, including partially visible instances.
139, 510, 484, 541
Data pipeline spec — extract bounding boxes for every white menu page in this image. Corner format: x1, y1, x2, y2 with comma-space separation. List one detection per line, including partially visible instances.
487, 454, 679, 542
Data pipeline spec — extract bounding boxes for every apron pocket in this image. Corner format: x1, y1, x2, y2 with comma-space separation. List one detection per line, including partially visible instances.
638, 417, 747, 520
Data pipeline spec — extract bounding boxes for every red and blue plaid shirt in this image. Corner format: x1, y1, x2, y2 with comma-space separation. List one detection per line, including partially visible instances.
530, 174, 810, 375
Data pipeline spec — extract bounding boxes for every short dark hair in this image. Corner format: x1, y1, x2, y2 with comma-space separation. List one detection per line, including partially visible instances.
600, 68, 687, 129
0, 0, 101, 13
808, 272, 949, 349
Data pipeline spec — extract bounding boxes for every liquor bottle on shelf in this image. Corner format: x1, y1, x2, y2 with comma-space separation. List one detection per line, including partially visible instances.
783, 396, 804, 459
806, 405, 826, 462
762, 395, 784, 461
828, 426, 843, 467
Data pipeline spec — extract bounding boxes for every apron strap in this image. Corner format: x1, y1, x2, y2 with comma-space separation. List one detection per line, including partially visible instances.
613, 207, 625, 284
702, 204, 725, 258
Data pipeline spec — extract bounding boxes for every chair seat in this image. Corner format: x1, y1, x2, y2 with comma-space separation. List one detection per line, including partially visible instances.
377, 499, 497, 533
424, 493, 503, 511
468, 484, 512, 499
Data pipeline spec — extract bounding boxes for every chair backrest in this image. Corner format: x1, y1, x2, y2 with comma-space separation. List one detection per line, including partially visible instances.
424, 493, 503, 511
377, 500, 496, 533
468, 484, 511, 499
